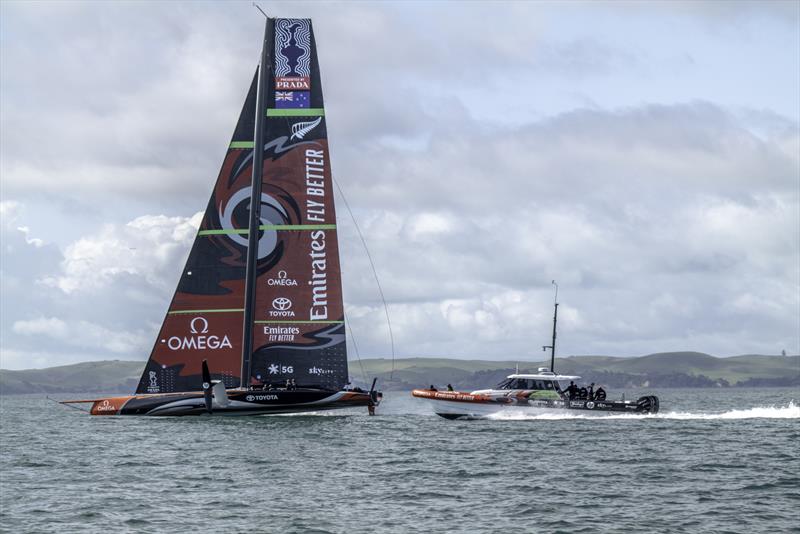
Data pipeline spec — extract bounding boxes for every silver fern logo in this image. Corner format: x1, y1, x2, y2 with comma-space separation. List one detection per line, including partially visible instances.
290, 117, 322, 140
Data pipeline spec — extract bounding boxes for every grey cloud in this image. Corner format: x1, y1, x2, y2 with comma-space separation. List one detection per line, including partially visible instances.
1, 2, 797, 368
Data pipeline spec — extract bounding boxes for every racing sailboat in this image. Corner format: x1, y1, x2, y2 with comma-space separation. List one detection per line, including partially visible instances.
62, 17, 381, 416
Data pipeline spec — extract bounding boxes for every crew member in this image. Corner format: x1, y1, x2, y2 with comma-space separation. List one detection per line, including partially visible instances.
430, 385, 438, 392
588, 383, 595, 400
595, 386, 606, 400
447, 384, 454, 391
565, 381, 578, 399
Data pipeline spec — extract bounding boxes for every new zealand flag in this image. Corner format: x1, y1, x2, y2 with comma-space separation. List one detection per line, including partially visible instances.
275, 91, 310, 109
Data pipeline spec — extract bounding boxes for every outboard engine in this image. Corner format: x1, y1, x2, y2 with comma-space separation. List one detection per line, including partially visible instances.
636, 395, 660, 414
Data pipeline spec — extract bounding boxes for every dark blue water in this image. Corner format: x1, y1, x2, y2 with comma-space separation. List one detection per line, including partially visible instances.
1, 388, 798, 533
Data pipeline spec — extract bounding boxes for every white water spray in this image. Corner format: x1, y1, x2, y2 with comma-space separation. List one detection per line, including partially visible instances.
487, 401, 800, 421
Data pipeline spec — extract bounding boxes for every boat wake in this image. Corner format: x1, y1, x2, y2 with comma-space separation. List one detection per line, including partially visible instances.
486, 401, 799, 421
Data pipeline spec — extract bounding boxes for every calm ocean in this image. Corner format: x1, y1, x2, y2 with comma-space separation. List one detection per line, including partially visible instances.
1, 388, 798, 533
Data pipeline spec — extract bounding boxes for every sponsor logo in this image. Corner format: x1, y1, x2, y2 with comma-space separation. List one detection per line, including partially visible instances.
586, 401, 595, 409
246, 394, 279, 402
268, 364, 294, 375
308, 366, 335, 375
146, 371, 160, 393
190, 317, 208, 334
275, 78, 310, 90
270, 297, 296, 318
595, 402, 612, 409
96, 399, 117, 412
272, 297, 292, 310
290, 117, 322, 141
276, 77, 310, 90
268, 270, 298, 287
263, 325, 300, 342
163, 317, 233, 351
304, 148, 329, 321
570, 401, 585, 408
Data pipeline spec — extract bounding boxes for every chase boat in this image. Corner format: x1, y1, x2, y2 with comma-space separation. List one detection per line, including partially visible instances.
412, 368, 659, 420
412, 282, 660, 420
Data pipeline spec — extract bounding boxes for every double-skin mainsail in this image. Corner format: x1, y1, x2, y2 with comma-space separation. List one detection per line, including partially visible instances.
63, 17, 377, 416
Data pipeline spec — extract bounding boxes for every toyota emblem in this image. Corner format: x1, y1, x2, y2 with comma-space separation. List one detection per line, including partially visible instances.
272, 297, 292, 311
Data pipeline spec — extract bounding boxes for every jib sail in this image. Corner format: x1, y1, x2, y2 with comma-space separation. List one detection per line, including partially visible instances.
136, 18, 348, 394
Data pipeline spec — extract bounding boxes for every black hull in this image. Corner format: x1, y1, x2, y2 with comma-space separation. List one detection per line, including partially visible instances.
564, 395, 659, 413
76, 389, 376, 416
434, 395, 660, 420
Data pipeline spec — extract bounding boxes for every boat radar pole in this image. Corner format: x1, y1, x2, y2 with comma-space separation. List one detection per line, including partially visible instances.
542, 280, 558, 372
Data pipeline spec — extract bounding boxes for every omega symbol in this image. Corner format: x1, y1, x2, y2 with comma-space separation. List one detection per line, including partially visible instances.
190, 317, 209, 334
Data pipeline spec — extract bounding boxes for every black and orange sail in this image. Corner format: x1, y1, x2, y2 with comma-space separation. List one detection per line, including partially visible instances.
63, 17, 379, 416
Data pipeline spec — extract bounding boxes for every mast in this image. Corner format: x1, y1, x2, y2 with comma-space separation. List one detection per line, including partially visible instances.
240, 17, 274, 388
542, 280, 558, 372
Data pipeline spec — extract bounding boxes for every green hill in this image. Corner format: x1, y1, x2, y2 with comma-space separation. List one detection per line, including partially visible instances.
0, 360, 143, 395
1, 353, 797, 394
354, 353, 800, 390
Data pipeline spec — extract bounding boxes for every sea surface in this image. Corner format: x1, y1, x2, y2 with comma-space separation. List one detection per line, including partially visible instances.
1, 388, 798, 533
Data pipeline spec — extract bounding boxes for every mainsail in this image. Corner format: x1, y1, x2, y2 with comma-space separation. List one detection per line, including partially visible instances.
136, 18, 348, 394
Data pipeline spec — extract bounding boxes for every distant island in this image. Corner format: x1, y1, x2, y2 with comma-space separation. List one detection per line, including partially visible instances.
1, 352, 797, 395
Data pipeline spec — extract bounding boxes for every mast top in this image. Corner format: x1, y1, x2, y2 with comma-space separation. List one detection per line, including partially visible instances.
252, 3, 269, 18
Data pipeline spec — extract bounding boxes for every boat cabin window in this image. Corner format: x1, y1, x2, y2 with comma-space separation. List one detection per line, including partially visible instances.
495, 378, 556, 390
495, 378, 515, 389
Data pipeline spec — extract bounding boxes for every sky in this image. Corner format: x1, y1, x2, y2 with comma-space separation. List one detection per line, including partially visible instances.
1, 0, 798, 370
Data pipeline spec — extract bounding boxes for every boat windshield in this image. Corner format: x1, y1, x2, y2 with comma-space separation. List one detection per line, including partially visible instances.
495, 378, 556, 390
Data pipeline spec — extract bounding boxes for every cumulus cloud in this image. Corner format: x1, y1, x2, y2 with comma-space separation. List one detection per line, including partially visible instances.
0, 204, 199, 369
42, 212, 201, 295
333, 102, 798, 359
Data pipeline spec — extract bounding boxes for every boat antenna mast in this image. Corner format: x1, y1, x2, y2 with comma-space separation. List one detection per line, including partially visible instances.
541, 280, 558, 372
240, 14, 273, 388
